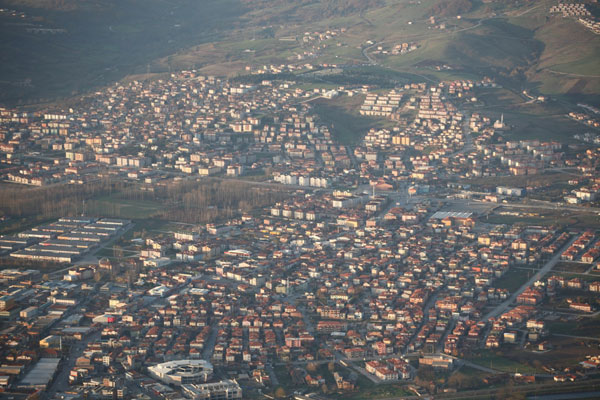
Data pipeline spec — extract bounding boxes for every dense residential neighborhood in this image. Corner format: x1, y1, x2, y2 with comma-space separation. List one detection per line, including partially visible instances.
0, 58, 599, 399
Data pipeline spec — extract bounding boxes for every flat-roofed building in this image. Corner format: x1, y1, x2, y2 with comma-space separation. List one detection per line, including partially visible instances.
181, 379, 242, 400
17, 358, 60, 390
148, 360, 213, 386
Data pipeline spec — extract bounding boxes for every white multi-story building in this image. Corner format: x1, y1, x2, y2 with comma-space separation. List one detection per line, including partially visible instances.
148, 360, 213, 386
182, 380, 242, 400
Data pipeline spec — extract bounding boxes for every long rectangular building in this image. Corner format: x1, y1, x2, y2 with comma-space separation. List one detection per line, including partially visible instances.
8, 217, 130, 263
181, 380, 242, 400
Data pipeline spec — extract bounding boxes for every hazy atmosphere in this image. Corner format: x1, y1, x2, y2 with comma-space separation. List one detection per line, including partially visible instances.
0, 1, 599, 399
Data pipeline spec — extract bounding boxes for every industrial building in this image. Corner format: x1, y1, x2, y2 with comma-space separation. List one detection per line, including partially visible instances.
7, 217, 131, 263
17, 358, 60, 390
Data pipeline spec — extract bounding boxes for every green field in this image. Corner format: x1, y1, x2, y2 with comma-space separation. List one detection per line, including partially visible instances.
86, 195, 163, 220
484, 207, 600, 230
94, 246, 139, 260
492, 268, 532, 293
444, 366, 488, 391
488, 109, 589, 143
547, 316, 600, 338
312, 94, 393, 145
553, 262, 591, 274
273, 366, 295, 390
465, 349, 541, 374
455, 366, 489, 379
485, 214, 551, 226
515, 336, 600, 370
462, 88, 590, 143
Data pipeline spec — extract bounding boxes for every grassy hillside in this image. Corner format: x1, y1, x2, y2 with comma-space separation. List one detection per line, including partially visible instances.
1, 0, 598, 109
312, 94, 394, 145
0, 0, 248, 104
530, 18, 600, 96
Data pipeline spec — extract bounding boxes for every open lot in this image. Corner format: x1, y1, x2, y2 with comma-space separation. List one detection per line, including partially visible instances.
86, 195, 163, 220
484, 206, 600, 230
553, 262, 592, 274
312, 94, 393, 145
492, 268, 533, 293
465, 349, 542, 374
546, 315, 600, 339
508, 336, 600, 369
336, 382, 412, 400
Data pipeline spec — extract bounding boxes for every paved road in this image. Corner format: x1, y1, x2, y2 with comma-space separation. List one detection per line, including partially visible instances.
460, 359, 499, 374
362, 42, 379, 65
45, 319, 100, 398
202, 325, 219, 360
266, 363, 279, 387
403, 293, 438, 354
553, 333, 600, 341
483, 234, 580, 321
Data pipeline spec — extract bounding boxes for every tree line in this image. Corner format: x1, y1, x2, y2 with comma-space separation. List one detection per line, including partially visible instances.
119, 179, 289, 224
0, 178, 125, 221
0, 177, 289, 230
